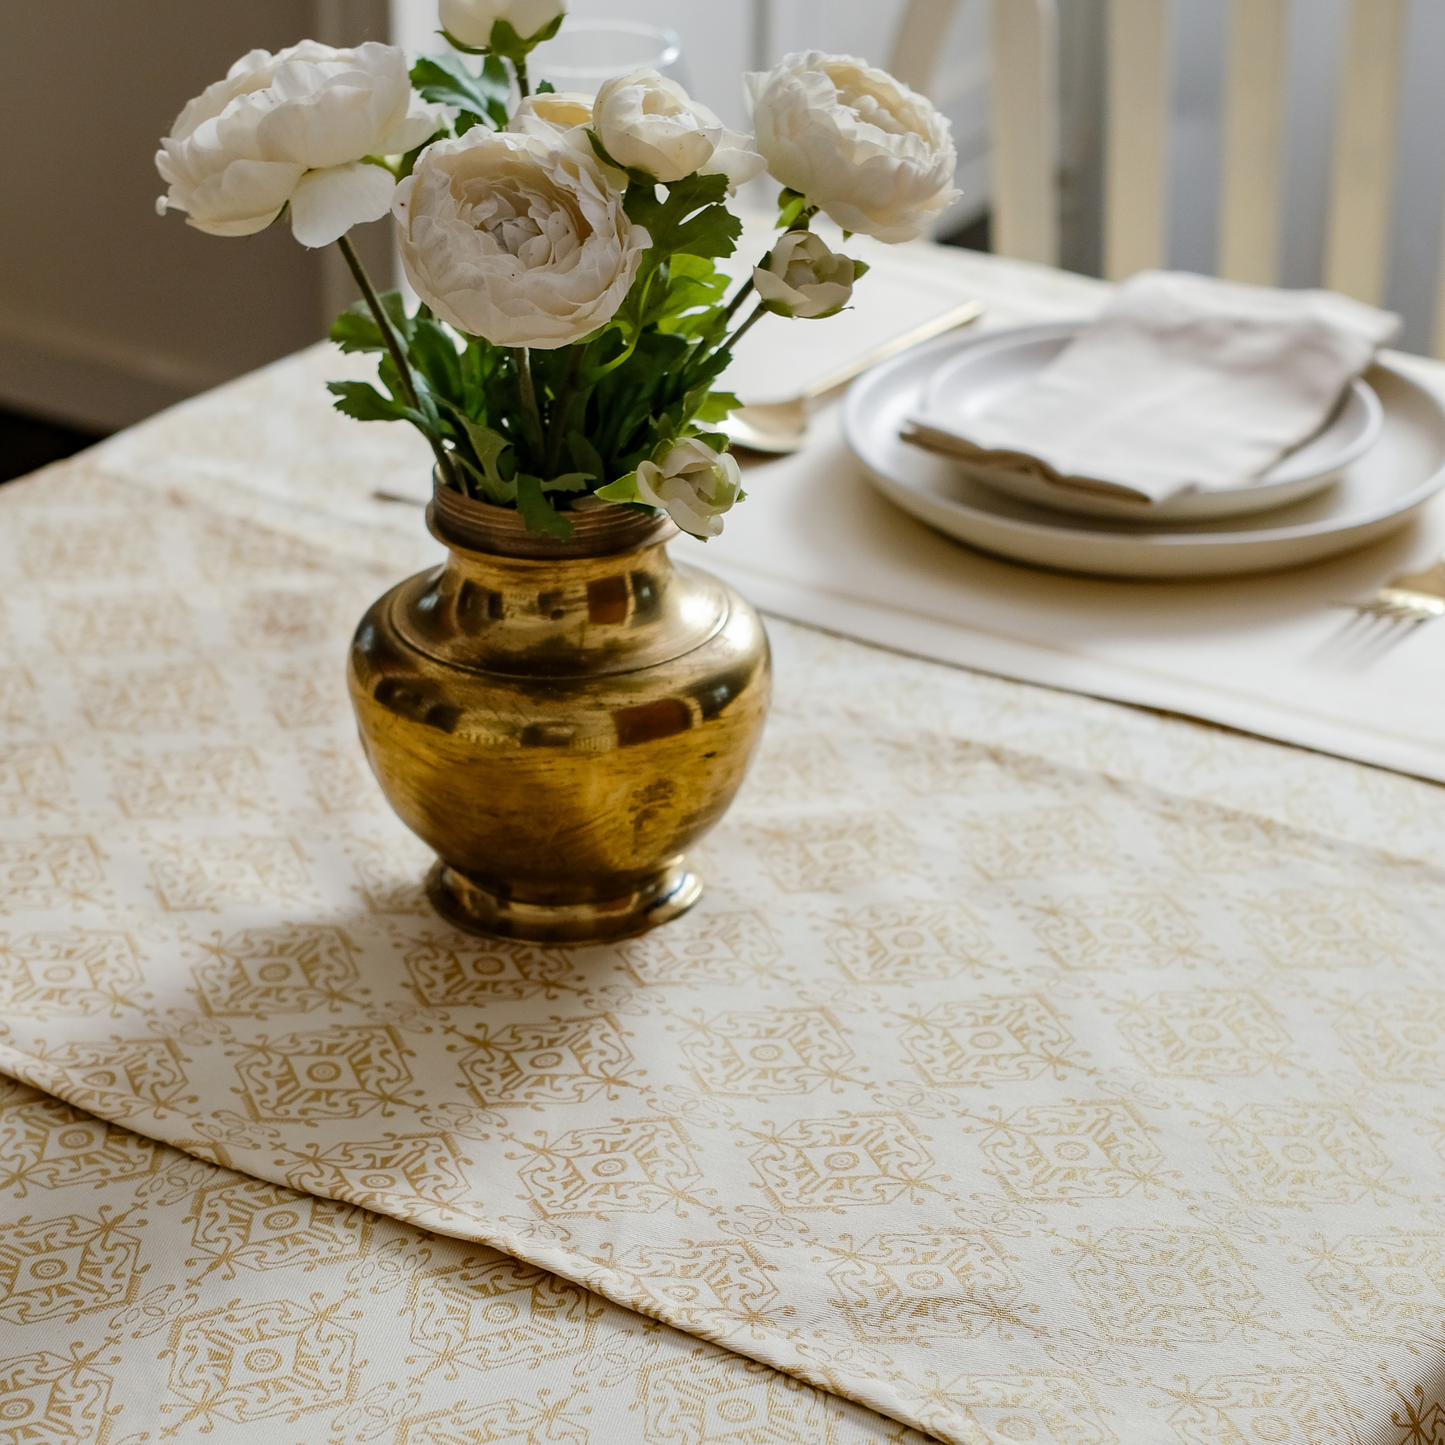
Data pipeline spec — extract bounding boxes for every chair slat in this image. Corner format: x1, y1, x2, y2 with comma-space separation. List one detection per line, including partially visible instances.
887, 0, 962, 97
1218, 0, 1290, 285
991, 0, 1060, 265
1324, 0, 1406, 306
1104, 0, 1171, 281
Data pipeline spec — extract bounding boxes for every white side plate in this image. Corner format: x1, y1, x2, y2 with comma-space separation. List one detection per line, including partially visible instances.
845, 333, 1445, 579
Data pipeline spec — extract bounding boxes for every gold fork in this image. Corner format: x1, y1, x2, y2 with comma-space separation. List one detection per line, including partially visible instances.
1334, 554, 1445, 653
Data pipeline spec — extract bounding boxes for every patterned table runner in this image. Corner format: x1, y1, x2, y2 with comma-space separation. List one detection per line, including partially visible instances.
2, 460, 1443, 1444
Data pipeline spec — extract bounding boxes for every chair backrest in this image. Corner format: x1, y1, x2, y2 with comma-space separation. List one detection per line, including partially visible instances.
889, 0, 1434, 352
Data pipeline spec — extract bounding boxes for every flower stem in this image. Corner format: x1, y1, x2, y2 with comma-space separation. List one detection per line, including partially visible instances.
721, 300, 770, 355
515, 56, 531, 98
336, 233, 458, 489
512, 346, 544, 453
718, 275, 755, 328
544, 346, 584, 476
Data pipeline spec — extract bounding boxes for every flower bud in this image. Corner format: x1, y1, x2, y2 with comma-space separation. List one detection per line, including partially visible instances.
753, 230, 861, 319
635, 437, 743, 539
439, 0, 566, 50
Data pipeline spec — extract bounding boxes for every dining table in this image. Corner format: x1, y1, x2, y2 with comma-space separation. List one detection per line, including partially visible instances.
1, 223, 1443, 1445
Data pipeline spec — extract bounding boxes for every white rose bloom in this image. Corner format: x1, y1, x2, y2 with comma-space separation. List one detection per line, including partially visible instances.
593, 68, 766, 189
392, 128, 649, 348
753, 230, 858, 318
440, 0, 566, 48
155, 41, 437, 248
507, 90, 594, 140
635, 437, 742, 539
745, 51, 959, 243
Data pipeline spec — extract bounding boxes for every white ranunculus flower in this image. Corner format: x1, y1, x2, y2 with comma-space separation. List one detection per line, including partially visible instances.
155, 41, 437, 248
507, 90, 594, 140
635, 437, 742, 539
392, 128, 649, 348
439, 0, 566, 49
753, 230, 859, 318
745, 51, 959, 243
593, 69, 766, 189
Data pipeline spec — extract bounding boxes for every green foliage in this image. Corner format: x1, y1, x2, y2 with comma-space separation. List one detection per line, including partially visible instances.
515, 473, 572, 537
410, 53, 509, 131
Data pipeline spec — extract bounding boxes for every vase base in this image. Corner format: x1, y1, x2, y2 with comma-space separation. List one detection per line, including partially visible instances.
425, 861, 702, 945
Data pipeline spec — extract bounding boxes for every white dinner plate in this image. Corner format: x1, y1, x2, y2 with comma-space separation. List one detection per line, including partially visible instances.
844, 332, 1445, 579
917, 322, 1384, 521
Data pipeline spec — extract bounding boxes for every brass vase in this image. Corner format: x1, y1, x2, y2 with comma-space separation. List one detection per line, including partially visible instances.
347, 482, 771, 944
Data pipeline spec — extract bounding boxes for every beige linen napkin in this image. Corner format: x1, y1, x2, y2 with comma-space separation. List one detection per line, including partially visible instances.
906, 269, 1399, 504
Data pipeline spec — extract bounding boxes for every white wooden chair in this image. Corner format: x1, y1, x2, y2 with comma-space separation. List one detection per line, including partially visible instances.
888, 0, 1437, 352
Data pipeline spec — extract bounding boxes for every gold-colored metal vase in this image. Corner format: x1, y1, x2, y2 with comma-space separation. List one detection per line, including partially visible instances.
347, 482, 771, 944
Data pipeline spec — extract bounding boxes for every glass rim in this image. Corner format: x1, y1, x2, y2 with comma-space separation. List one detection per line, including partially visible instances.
530, 18, 683, 76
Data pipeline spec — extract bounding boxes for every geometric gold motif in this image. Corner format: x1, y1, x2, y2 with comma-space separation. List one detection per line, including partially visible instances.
0, 929, 147, 1018
280, 1133, 470, 1210
234, 1025, 416, 1120
1206, 1103, 1396, 1205
185, 1179, 371, 1280
609, 1240, 782, 1330
402, 934, 579, 1008
637, 1354, 850, 1445
918, 1371, 1117, 1445
1157, 1368, 1356, 1445
959, 805, 1115, 882
0, 1208, 144, 1324
452, 1013, 637, 1106
0, 836, 105, 911
514, 1117, 704, 1217
42, 1037, 192, 1111
895, 995, 1073, 1085
0, 742, 71, 817
1065, 1225, 1264, 1345
1333, 991, 1445, 1083
825, 902, 993, 983
1116, 989, 1290, 1077
110, 745, 269, 819
621, 910, 787, 987
749, 814, 914, 893
1301, 1232, 1445, 1337
163, 1296, 360, 1426
190, 924, 365, 1018
1034, 894, 1205, 971
978, 1101, 1168, 1201
678, 1008, 855, 1095
404, 1252, 600, 1375
146, 835, 312, 910
1241, 888, 1420, 969
0, 1349, 115, 1444
747, 1112, 941, 1210
826, 1229, 1029, 1339
0, 1093, 160, 1197
80, 661, 230, 733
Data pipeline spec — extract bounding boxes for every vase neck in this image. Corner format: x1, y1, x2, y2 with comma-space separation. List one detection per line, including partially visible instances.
388, 535, 730, 680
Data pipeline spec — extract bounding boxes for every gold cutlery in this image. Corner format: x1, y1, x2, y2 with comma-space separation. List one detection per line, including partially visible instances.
1333, 553, 1445, 654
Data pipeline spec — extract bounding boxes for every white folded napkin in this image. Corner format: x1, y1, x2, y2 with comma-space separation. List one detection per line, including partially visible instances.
905, 270, 1400, 505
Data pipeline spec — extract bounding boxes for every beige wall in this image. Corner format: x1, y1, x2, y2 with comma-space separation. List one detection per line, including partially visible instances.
0, 0, 391, 433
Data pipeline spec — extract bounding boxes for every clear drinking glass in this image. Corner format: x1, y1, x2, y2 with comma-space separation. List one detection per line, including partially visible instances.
528, 20, 689, 95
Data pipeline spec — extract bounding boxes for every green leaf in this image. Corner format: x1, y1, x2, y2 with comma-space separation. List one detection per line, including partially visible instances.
488, 11, 564, 60
515, 473, 574, 537
624, 172, 739, 259
692, 390, 739, 423
330, 308, 385, 354
409, 319, 464, 405
443, 409, 516, 503
566, 431, 607, 484
411, 52, 510, 129
536, 78, 556, 93
326, 380, 407, 422
594, 471, 642, 503
776, 187, 808, 229
540, 471, 592, 493
852, 258, 870, 280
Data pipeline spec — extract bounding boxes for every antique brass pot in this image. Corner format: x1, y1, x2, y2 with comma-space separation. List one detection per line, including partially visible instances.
347, 483, 771, 944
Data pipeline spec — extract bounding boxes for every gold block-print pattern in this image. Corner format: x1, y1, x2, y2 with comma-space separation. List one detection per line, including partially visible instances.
0, 1081, 920, 1445
2, 434, 1445, 1445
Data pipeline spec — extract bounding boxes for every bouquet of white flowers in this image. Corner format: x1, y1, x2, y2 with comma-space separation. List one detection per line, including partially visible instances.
156, 2, 959, 541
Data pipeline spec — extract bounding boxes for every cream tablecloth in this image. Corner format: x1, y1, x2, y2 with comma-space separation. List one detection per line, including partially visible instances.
3, 244, 1445, 1445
